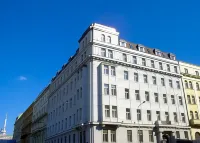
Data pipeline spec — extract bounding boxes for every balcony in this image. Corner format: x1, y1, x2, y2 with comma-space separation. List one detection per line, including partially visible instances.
190, 119, 200, 126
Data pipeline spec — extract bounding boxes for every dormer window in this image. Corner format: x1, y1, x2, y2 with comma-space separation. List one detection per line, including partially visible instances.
101, 34, 105, 42
138, 45, 145, 52
155, 49, 162, 56
169, 53, 176, 60
120, 41, 126, 47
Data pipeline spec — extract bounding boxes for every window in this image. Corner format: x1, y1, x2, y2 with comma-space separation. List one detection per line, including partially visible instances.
104, 65, 109, 75
185, 68, 188, 74
142, 58, 146, 66
156, 111, 160, 120
111, 85, 117, 96
184, 131, 189, 139
149, 131, 154, 142
144, 74, 148, 83
192, 96, 196, 104
111, 130, 116, 142
139, 46, 145, 52
105, 105, 110, 117
179, 96, 183, 105
133, 56, 137, 64
185, 80, 189, 88
147, 110, 151, 121
103, 130, 108, 142
137, 109, 141, 120
152, 76, 156, 85
127, 130, 132, 142
181, 113, 186, 122
104, 84, 109, 95
151, 60, 155, 68
163, 94, 167, 103
145, 91, 150, 101
196, 71, 199, 76
154, 93, 159, 102
174, 66, 178, 73
195, 111, 199, 119
124, 71, 128, 80
176, 81, 180, 89
187, 95, 191, 104
111, 66, 116, 76
169, 80, 173, 88
161, 78, 165, 86
165, 112, 169, 121
123, 54, 127, 62
126, 108, 131, 120
125, 88, 130, 99
101, 34, 105, 42
197, 83, 200, 90
135, 90, 140, 100
176, 131, 180, 139
189, 81, 193, 89
108, 36, 111, 43
120, 41, 126, 47
108, 50, 113, 58
112, 106, 117, 118
174, 112, 178, 122
171, 95, 175, 104
167, 64, 170, 72
134, 73, 138, 82
138, 130, 143, 142
159, 62, 163, 70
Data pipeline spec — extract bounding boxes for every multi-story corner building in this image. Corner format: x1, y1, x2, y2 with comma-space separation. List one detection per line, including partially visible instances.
179, 62, 200, 140
32, 85, 50, 143
21, 102, 34, 143
13, 113, 23, 143
45, 23, 191, 143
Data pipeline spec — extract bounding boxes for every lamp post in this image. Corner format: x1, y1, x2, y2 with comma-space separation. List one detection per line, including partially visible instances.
137, 101, 145, 143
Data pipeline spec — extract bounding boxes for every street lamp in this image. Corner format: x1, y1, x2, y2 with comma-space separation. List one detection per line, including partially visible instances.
137, 101, 145, 143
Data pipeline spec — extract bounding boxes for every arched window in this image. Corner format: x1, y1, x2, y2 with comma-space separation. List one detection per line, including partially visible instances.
195, 132, 200, 140
189, 81, 193, 89
185, 80, 188, 88
101, 34, 105, 42
107, 36, 111, 43
190, 111, 194, 119
197, 83, 200, 90
195, 111, 199, 119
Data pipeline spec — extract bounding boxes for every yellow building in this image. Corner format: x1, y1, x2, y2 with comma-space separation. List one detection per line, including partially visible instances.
180, 61, 200, 140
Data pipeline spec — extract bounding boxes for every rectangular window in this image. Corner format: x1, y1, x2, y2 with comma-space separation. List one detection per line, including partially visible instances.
152, 76, 156, 85
134, 73, 138, 82
137, 109, 141, 120
127, 130, 132, 142
169, 80, 173, 88
185, 68, 188, 74
111, 85, 117, 96
174, 112, 178, 122
161, 78, 165, 86
167, 64, 170, 72
179, 96, 183, 105
149, 130, 154, 142
104, 84, 109, 95
123, 53, 127, 62
142, 58, 146, 66
144, 74, 148, 83
125, 88, 130, 99
171, 95, 175, 104
145, 91, 150, 101
176, 81, 180, 89
101, 48, 106, 57
105, 105, 110, 117
79, 108, 82, 121
138, 130, 143, 142
196, 71, 199, 76
108, 50, 113, 58
181, 113, 185, 122
104, 65, 109, 75
165, 112, 169, 121
112, 106, 117, 118
176, 131, 180, 139
126, 108, 131, 120
184, 131, 189, 139
135, 90, 140, 100
133, 56, 137, 64
174, 66, 178, 73
159, 62, 163, 70
163, 94, 167, 103
147, 110, 151, 121
111, 66, 116, 76
111, 130, 116, 142
151, 60, 155, 68
103, 130, 108, 142
192, 96, 196, 104
154, 93, 159, 102
124, 71, 128, 80
156, 111, 160, 120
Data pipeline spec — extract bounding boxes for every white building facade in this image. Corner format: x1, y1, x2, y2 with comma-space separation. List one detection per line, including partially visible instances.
45, 23, 191, 143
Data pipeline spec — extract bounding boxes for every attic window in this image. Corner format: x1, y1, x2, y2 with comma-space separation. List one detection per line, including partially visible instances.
169, 53, 176, 60
129, 44, 133, 49
138, 45, 145, 52
155, 50, 162, 56
120, 41, 126, 47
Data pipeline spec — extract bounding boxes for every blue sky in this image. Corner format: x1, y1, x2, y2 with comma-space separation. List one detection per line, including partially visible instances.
0, 0, 200, 134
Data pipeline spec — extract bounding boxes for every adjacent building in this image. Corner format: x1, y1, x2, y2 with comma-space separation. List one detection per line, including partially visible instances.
13, 114, 23, 143
45, 23, 191, 143
179, 62, 200, 140
32, 85, 50, 143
